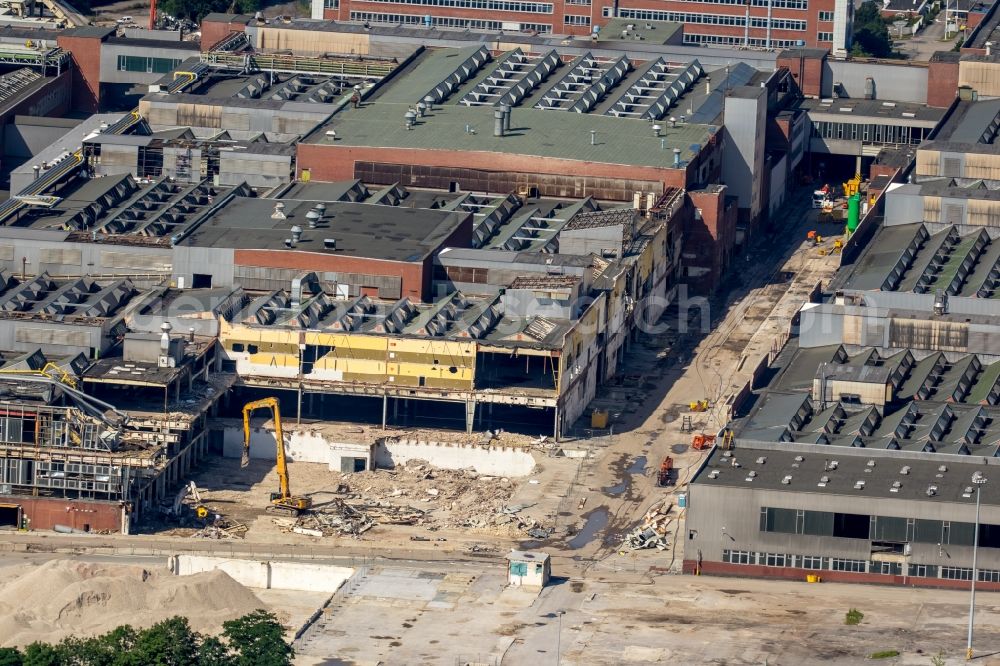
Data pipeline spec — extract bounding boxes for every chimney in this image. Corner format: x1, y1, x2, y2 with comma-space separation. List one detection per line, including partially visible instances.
590, 130, 597, 145
417, 101, 427, 117
291, 225, 303, 244
306, 209, 320, 228
32, 165, 39, 180
501, 103, 511, 131
669, 116, 676, 128
405, 109, 417, 129
705, 76, 711, 95
188, 327, 195, 343
494, 107, 505, 137
324, 238, 337, 250
673, 148, 681, 167
653, 123, 662, 136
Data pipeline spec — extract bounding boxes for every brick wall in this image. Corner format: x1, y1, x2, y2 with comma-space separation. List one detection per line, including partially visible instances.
927, 56, 961, 108
234, 249, 429, 302
297, 144, 690, 197
686, 188, 737, 293
8, 496, 122, 532
777, 51, 826, 98
201, 17, 247, 51
56, 33, 105, 113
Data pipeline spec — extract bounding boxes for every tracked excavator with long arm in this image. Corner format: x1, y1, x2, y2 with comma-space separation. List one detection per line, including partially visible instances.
241, 397, 312, 516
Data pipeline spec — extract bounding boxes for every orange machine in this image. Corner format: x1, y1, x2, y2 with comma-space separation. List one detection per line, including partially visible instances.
691, 433, 717, 450
657, 457, 674, 486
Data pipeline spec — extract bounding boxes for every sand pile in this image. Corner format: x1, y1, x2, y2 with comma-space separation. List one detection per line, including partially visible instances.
0, 559, 268, 648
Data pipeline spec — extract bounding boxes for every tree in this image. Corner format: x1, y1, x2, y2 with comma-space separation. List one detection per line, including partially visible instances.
852, 1, 895, 58
221, 610, 293, 666
21, 643, 63, 666
197, 637, 234, 666
0, 648, 23, 666
130, 618, 201, 666
157, 0, 260, 22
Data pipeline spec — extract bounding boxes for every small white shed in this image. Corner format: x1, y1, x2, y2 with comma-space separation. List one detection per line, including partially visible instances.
506, 550, 550, 587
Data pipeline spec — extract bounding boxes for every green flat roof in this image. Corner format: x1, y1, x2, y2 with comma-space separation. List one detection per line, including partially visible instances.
307, 47, 713, 168
312, 96, 710, 168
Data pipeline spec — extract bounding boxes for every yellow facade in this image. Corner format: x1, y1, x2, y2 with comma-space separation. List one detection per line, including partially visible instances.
221, 321, 478, 391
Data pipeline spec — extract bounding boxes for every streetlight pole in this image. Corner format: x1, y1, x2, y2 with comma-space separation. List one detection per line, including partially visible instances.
556, 610, 565, 665
967, 471, 988, 661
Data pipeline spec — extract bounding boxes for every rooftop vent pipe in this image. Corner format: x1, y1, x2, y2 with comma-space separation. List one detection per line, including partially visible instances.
494, 108, 506, 137
160, 321, 172, 353
501, 103, 511, 132
291, 225, 303, 244
673, 148, 681, 167
271, 202, 286, 220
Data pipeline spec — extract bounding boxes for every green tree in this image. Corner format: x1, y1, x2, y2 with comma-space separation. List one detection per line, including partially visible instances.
197, 637, 234, 666
21, 643, 63, 666
0, 648, 23, 666
221, 610, 293, 666
157, 0, 260, 22
852, 1, 895, 57
130, 618, 201, 666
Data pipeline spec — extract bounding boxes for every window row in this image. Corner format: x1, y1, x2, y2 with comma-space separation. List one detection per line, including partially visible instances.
811, 120, 930, 146
611, 0, 806, 9
564, 13, 590, 24
356, 0, 554, 11
817, 31, 833, 41
683, 33, 799, 47
723, 551, 1000, 581
116, 55, 181, 74
761, 507, 1000, 548
351, 10, 553, 29
610, 7, 803, 28
818, 10, 834, 20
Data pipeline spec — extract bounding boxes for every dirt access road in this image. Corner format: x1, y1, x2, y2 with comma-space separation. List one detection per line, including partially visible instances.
533, 187, 845, 575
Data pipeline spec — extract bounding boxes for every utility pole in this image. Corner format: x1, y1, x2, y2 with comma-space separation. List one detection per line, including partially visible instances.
967, 471, 988, 660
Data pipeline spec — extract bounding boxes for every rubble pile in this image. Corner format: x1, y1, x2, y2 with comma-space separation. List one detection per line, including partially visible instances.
191, 517, 247, 540
620, 500, 672, 551
286, 460, 545, 538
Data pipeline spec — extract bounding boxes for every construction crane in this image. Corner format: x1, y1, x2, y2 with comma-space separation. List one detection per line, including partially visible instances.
241, 397, 312, 516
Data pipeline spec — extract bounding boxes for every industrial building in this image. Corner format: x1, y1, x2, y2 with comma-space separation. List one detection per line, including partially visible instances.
307, 0, 853, 53
0, 273, 230, 534
685, 334, 1000, 585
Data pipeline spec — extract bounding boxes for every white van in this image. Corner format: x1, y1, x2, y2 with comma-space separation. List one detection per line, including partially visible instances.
116, 16, 134, 24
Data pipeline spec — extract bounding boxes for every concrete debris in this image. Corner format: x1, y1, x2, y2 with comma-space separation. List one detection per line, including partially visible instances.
620, 501, 672, 551
191, 518, 247, 540
283, 459, 549, 538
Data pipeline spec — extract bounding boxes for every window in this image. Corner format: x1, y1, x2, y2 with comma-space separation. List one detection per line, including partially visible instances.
564, 13, 590, 24
870, 561, 901, 575
246, 344, 259, 354
800, 555, 826, 570
722, 549, 754, 565
764, 553, 790, 567
230, 343, 245, 353
980, 569, 1000, 583
353, 0, 554, 12
565, 0, 591, 5
818, 10, 833, 20
760, 507, 797, 534
510, 562, 527, 576
830, 558, 866, 573
324, 0, 338, 7
908, 564, 938, 578
116, 55, 182, 74
942, 566, 973, 581
817, 32, 833, 41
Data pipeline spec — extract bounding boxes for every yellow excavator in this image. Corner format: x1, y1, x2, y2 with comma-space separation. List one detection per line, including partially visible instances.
241, 397, 312, 517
